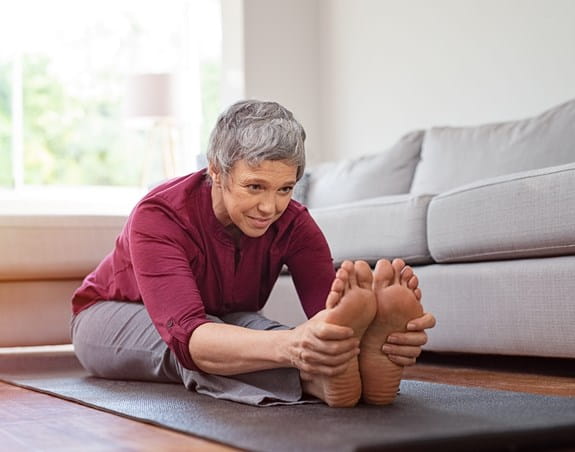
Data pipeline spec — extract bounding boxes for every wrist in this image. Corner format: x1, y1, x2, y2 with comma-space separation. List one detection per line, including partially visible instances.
275, 328, 299, 369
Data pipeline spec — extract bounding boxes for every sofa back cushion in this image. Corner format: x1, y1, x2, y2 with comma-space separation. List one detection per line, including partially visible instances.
304, 130, 424, 208
410, 98, 575, 195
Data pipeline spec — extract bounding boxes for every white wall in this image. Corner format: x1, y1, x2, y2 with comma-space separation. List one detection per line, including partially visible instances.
241, 0, 322, 164
235, 0, 575, 164
318, 0, 575, 161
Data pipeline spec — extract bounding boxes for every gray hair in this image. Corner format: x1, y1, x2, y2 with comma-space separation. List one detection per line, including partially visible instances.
206, 100, 306, 180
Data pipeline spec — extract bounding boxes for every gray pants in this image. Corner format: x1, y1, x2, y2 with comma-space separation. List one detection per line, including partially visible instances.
71, 301, 313, 406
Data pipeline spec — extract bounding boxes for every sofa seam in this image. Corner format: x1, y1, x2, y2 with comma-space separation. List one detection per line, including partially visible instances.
433, 242, 575, 263
431, 165, 575, 202
311, 194, 436, 213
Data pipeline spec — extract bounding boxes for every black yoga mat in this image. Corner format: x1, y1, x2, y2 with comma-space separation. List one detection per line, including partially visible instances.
2, 353, 575, 452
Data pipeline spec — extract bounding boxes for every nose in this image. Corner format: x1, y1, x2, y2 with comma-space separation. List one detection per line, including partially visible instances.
257, 192, 278, 216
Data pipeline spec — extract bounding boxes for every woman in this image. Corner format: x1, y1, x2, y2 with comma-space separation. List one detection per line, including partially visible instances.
71, 100, 435, 407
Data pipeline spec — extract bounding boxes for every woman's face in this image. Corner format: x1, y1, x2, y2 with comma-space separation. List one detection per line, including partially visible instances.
209, 159, 298, 238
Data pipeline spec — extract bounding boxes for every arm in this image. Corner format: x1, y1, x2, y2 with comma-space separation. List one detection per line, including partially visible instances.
188, 309, 360, 377
130, 202, 212, 370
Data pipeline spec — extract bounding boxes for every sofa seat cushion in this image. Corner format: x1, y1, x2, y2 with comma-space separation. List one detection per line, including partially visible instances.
305, 130, 424, 208
310, 194, 434, 265
427, 162, 575, 263
411, 98, 575, 195
0, 215, 126, 280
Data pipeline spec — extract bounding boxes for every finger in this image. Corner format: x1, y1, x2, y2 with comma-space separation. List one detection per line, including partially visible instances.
302, 333, 359, 356
301, 346, 359, 368
386, 331, 428, 346
302, 334, 359, 361
301, 360, 355, 377
314, 322, 355, 341
406, 312, 436, 331
315, 336, 360, 356
386, 354, 418, 367
382, 344, 422, 359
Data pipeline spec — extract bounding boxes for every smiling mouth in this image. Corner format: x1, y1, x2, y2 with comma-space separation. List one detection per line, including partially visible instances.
248, 216, 274, 228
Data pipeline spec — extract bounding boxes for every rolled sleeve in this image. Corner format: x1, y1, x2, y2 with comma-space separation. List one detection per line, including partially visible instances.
164, 316, 212, 370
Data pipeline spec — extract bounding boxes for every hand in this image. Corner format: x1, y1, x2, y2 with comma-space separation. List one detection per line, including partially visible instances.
382, 312, 436, 366
289, 309, 360, 377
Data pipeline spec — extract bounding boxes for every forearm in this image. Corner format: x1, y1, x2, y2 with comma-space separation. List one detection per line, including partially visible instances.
188, 322, 294, 376
188, 312, 359, 377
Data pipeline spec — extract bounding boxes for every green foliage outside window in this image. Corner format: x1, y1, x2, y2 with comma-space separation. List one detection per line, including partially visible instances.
21, 55, 143, 187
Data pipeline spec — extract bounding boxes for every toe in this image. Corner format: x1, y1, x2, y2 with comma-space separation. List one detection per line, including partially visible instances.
414, 288, 422, 301
373, 259, 394, 290
341, 260, 357, 288
326, 269, 348, 309
325, 288, 340, 309
391, 258, 406, 283
400, 266, 414, 286
354, 260, 373, 290
331, 272, 347, 294
407, 275, 419, 291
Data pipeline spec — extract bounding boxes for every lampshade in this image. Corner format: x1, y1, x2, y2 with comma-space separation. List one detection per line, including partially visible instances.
125, 73, 175, 118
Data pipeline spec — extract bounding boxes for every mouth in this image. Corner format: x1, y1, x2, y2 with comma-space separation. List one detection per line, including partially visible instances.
248, 216, 274, 229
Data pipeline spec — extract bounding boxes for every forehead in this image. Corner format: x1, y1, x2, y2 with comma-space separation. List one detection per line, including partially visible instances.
231, 159, 297, 183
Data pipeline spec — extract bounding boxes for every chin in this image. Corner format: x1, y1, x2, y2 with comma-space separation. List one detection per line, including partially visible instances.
245, 229, 268, 238
240, 225, 270, 238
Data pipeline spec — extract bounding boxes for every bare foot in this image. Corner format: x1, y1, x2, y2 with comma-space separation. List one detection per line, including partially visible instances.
359, 258, 424, 405
301, 260, 376, 407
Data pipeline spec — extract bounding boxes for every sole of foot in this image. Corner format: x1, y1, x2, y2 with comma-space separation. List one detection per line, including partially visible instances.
359, 258, 424, 405
304, 260, 376, 408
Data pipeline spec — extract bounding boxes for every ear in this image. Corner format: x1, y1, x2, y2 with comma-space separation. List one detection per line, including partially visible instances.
208, 163, 222, 186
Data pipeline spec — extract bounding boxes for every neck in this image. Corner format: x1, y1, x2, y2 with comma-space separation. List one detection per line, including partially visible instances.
210, 182, 230, 227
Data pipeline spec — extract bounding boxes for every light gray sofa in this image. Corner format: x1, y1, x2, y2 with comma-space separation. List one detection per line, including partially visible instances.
263, 98, 575, 360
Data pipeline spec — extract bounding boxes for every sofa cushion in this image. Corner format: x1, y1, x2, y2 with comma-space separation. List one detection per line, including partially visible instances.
310, 194, 434, 265
0, 215, 126, 280
427, 162, 575, 263
411, 98, 575, 195
417, 256, 575, 358
305, 130, 424, 208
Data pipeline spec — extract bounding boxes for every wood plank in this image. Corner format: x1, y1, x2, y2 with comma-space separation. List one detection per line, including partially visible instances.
0, 382, 237, 451
404, 352, 575, 397
404, 364, 575, 397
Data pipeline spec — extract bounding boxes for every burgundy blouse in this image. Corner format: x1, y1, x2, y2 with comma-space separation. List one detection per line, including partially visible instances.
72, 169, 335, 370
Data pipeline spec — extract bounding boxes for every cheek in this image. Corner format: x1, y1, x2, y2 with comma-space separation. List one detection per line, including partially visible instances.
276, 196, 292, 214
224, 191, 255, 216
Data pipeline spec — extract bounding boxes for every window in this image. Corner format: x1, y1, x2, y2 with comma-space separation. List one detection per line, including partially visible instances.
0, 0, 221, 212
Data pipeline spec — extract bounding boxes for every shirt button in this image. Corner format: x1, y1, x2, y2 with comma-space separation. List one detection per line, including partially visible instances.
167, 319, 174, 328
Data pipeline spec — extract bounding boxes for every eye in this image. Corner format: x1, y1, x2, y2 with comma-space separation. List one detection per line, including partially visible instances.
279, 186, 294, 194
247, 184, 263, 191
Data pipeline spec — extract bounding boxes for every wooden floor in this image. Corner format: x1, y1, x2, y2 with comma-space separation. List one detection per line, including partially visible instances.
1, 352, 574, 451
